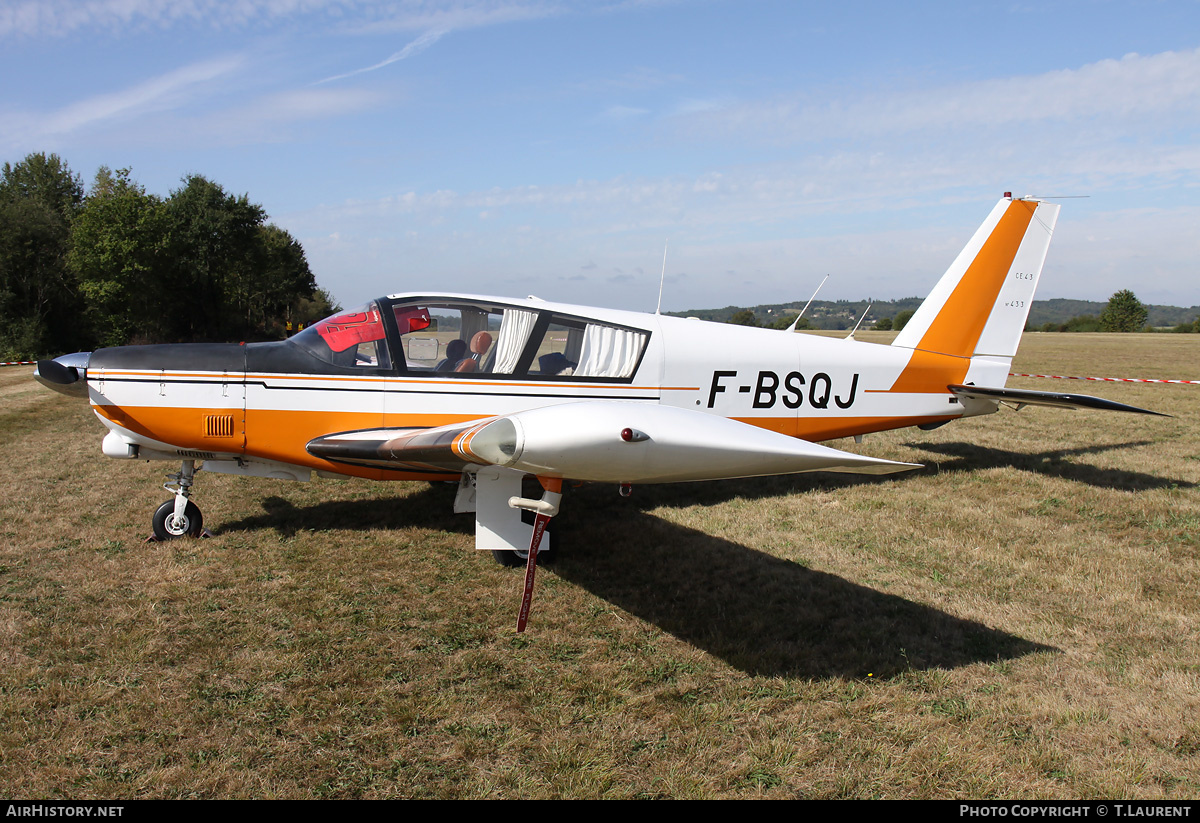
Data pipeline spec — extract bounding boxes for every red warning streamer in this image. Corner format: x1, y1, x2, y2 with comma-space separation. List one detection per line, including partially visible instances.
1011, 373, 1200, 385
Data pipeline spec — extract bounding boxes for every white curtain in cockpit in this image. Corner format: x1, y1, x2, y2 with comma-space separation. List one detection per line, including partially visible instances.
493, 308, 538, 374
575, 324, 645, 378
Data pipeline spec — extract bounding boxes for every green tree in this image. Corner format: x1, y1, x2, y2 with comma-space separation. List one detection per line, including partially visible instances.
290, 286, 340, 331
1, 152, 83, 218
13, 158, 332, 349
1099, 290, 1148, 332
242, 224, 318, 338
729, 309, 760, 327
165, 174, 266, 341
875, 316, 893, 331
69, 167, 172, 346
0, 153, 86, 358
894, 309, 915, 331
1064, 314, 1102, 332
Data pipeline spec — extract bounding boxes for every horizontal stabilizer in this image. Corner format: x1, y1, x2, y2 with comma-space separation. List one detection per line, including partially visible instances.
309, 401, 922, 483
948, 384, 1168, 416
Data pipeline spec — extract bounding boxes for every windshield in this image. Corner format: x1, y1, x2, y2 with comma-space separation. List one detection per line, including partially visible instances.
291, 297, 649, 379
291, 301, 396, 369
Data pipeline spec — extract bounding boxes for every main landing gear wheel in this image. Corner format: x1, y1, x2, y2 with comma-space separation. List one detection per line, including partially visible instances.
492, 543, 554, 567
493, 509, 556, 566
152, 499, 204, 540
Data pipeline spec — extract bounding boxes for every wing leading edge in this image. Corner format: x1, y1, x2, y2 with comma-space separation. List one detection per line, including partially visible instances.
306, 400, 921, 483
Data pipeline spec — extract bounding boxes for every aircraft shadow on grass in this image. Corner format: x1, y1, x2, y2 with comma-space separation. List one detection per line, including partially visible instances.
220, 484, 1052, 680
601, 437, 1187, 514
903, 439, 1192, 491
460, 436, 1184, 522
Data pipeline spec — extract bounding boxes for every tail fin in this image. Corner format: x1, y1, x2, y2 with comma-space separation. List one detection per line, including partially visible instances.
892, 196, 1060, 360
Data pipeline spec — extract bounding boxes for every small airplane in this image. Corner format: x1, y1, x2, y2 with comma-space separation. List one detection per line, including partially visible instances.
35, 195, 1162, 630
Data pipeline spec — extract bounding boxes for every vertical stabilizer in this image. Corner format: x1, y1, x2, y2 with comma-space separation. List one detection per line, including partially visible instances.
892, 197, 1060, 359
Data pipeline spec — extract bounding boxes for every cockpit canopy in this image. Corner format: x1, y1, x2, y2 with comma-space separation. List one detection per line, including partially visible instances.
291, 297, 649, 381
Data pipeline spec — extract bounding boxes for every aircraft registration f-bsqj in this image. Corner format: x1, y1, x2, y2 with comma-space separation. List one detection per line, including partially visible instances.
36, 195, 1162, 630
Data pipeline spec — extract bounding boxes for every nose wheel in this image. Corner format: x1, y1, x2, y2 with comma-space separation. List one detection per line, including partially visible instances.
152, 499, 204, 540
150, 459, 205, 540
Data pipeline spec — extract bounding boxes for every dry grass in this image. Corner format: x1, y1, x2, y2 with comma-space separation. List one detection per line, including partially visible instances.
1, 333, 1198, 798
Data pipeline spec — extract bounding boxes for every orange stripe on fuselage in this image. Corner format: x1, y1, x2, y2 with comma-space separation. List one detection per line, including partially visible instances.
95, 404, 487, 480
95, 404, 245, 452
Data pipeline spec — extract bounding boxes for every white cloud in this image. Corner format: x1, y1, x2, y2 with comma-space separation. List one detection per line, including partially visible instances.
0, 0, 567, 38
599, 105, 651, 120
0, 0, 331, 37
317, 27, 450, 83
281, 155, 1200, 311
679, 48, 1200, 141
254, 87, 383, 120
0, 54, 245, 147
185, 87, 386, 143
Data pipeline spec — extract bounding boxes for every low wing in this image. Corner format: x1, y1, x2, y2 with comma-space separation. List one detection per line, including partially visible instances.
948, 384, 1168, 416
305, 423, 488, 475
308, 400, 921, 631
307, 400, 920, 483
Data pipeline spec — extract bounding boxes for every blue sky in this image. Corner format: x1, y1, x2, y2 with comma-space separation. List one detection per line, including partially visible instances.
2, 0, 1198, 312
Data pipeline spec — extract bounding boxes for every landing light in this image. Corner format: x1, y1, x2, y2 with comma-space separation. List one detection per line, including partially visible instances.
467, 418, 520, 465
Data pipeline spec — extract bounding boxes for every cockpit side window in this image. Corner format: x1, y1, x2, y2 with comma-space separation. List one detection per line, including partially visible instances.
383, 299, 649, 381
393, 301, 538, 376
526, 315, 648, 379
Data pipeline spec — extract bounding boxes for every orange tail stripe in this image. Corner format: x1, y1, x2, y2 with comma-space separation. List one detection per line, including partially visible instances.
915, 199, 1035, 359
888, 348, 971, 395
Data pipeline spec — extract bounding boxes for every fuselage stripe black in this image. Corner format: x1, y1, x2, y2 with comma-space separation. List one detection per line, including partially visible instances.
93, 376, 661, 402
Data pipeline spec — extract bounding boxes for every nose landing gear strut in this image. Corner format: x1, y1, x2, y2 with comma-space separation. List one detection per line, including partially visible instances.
150, 459, 206, 540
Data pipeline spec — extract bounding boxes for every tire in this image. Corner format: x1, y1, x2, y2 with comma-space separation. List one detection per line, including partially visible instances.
491, 539, 554, 567
152, 499, 204, 540
491, 511, 554, 566
492, 549, 529, 567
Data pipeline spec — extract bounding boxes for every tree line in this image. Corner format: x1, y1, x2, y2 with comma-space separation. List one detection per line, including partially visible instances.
0, 153, 337, 360
717, 290, 1198, 333
1035, 290, 1199, 333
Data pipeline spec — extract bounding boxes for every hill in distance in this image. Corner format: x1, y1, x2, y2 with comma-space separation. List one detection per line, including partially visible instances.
668, 297, 1200, 331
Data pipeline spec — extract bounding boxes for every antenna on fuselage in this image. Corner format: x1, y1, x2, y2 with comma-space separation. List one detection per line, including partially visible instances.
655, 239, 668, 315
846, 302, 872, 340
785, 273, 829, 332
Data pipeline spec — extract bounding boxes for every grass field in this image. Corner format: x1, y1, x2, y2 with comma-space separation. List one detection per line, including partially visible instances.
1, 333, 1198, 798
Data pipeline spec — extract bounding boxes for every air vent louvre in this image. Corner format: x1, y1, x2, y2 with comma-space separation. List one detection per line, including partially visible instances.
205, 415, 235, 438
